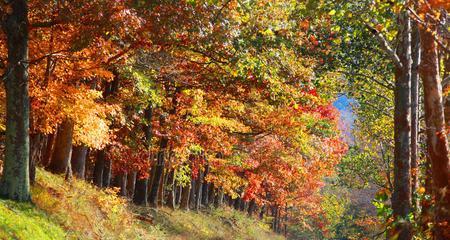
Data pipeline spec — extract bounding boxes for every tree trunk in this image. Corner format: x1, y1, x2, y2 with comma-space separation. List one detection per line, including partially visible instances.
134, 106, 153, 205
127, 171, 137, 199
195, 169, 204, 211
29, 133, 44, 185
420, 154, 433, 234
189, 179, 197, 208
419, 22, 450, 240
93, 150, 105, 187
410, 11, 420, 212
149, 115, 168, 207
0, 0, 30, 202
157, 168, 166, 207
42, 132, 56, 167
248, 199, 256, 216
215, 188, 224, 208
391, 11, 413, 240
133, 177, 148, 205
166, 169, 176, 209
47, 119, 74, 176
102, 156, 112, 188
115, 173, 127, 197
201, 164, 210, 206
207, 184, 215, 206
180, 183, 191, 210
71, 145, 88, 179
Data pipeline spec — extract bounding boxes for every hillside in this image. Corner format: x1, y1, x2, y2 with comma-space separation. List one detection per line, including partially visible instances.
0, 169, 283, 240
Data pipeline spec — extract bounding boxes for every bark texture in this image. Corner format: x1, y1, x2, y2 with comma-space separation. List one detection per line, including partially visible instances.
419, 23, 450, 240
0, 0, 31, 201
71, 145, 88, 179
47, 119, 74, 176
391, 11, 412, 240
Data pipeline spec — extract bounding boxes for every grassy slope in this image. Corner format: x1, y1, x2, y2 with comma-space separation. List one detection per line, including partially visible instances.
0, 169, 283, 240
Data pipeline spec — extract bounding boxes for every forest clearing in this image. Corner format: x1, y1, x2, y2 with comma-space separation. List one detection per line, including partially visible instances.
0, 0, 449, 239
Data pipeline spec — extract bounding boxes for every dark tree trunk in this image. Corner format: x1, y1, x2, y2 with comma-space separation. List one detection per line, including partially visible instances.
207, 184, 215, 206
102, 156, 112, 188
134, 177, 148, 205
71, 145, 88, 179
113, 173, 127, 197
93, 150, 105, 187
127, 171, 137, 199
419, 22, 450, 240
410, 10, 420, 211
149, 115, 168, 207
29, 133, 44, 185
272, 206, 279, 232
42, 132, 56, 167
259, 205, 266, 220
391, 11, 413, 240
47, 119, 74, 177
134, 106, 153, 205
248, 199, 256, 216
0, 0, 30, 201
189, 179, 197, 208
201, 164, 210, 206
234, 197, 241, 210
215, 188, 224, 208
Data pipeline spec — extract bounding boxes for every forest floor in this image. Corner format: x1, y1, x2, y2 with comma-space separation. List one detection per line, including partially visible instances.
0, 169, 283, 240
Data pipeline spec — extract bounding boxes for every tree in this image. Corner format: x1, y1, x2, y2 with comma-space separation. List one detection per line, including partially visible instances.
0, 0, 31, 201
418, 10, 450, 239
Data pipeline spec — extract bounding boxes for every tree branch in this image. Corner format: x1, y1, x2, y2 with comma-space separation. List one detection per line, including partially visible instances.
365, 24, 403, 69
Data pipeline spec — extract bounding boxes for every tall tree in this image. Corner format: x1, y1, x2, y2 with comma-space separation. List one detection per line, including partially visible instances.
419, 16, 450, 240
0, 0, 31, 201
391, 10, 412, 240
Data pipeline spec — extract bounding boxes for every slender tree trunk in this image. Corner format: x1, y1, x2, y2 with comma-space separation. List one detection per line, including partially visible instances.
93, 150, 105, 187
189, 179, 197, 208
134, 106, 153, 205
201, 164, 210, 206
420, 154, 433, 233
248, 199, 256, 216
47, 119, 74, 177
120, 173, 127, 197
410, 11, 420, 212
180, 183, 191, 210
157, 168, 166, 207
149, 115, 168, 207
127, 171, 137, 199
391, 11, 413, 240
215, 188, 224, 208
419, 22, 450, 240
29, 133, 44, 185
195, 169, 204, 211
42, 132, 56, 167
166, 169, 176, 209
207, 184, 215, 206
71, 145, 88, 179
0, 0, 30, 201
102, 156, 112, 188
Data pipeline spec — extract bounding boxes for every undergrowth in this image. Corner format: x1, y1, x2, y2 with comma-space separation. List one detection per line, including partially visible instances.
0, 169, 283, 240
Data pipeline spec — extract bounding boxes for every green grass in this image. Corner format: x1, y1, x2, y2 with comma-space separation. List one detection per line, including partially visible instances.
0, 169, 284, 240
0, 199, 66, 240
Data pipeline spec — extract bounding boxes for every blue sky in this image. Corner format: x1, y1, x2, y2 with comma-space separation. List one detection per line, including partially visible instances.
333, 95, 355, 143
